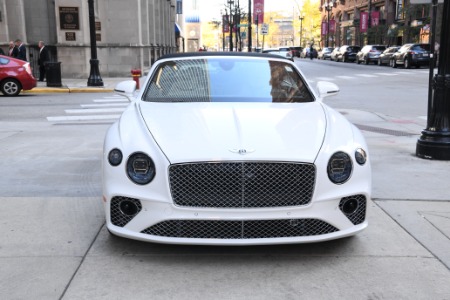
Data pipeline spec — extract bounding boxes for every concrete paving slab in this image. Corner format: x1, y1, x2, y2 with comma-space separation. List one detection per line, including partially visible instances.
57, 200, 450, 299
377, 200, 450, 269
369, 135, 450, 201
62, 256, 450, 300
338, 110, 450, 201
0, 197, 104, 257
0, 257, 81, 300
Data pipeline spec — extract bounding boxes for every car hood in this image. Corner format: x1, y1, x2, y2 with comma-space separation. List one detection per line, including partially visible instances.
139, 102, 327, 164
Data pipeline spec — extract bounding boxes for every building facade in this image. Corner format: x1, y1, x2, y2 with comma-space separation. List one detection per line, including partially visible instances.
320, 0, 442, 48
0, 0, 180, 78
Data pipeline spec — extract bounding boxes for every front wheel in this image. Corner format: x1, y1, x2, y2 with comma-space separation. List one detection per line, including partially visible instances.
404, 58, 411, 69
1, 79, 22, 96
390, 59, 397, 68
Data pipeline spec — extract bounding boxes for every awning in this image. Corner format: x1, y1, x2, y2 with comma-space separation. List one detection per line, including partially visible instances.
175, 23, 183, 37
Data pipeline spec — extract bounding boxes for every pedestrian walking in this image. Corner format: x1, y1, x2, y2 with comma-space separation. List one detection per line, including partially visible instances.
15, 39, 27, 61
38, 41, 50, 81
8, 41, 18, 57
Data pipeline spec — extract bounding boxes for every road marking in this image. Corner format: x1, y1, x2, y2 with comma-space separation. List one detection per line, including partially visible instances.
48, 95, 127, 123
65, 108, 126, 114
93, 99, 129, 103
355, 74, 378, 78
47, 115, 121, 122
81, 103, 129, 108
374, 73, 397, 76
336, 76, 354, 80
316, 77, 335, 81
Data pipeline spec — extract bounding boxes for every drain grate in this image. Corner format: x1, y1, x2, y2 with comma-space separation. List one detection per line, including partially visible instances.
354, 124, 417, 137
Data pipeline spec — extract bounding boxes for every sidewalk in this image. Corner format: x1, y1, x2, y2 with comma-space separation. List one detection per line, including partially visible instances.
25, 77, 137, 93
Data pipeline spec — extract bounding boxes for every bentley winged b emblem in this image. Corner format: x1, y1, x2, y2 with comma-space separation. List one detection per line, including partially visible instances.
229, 148, 255, 155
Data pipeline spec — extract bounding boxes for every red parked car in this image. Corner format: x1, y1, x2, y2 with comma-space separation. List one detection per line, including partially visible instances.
0, 55, 37, 96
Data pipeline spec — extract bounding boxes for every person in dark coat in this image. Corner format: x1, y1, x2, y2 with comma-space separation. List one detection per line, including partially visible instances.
15, 39, 27, 61
8, 41, 19, 58
38, 41, 50, 81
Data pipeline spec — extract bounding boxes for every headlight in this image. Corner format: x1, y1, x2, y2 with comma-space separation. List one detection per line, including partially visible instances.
108, 148, 123, 166
355, 148, 367, 165
327, 151, 352, 184
127, 152, 156, 185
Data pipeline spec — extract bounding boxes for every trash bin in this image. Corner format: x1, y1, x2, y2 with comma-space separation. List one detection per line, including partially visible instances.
45, 62, 62, 87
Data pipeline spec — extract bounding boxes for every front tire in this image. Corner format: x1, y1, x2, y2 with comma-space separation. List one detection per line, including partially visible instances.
1, 79, 22, 96
404, 58, 411, 69
390, 59, 397, 68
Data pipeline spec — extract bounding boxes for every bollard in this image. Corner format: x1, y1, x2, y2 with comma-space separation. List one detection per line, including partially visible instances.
131, 69, 142, 90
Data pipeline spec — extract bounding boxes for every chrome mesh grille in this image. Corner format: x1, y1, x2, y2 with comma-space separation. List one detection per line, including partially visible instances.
110, 196, 142, 227
339, 195, 366, 225
169, 162, 315, 208
141, 219, 338, 239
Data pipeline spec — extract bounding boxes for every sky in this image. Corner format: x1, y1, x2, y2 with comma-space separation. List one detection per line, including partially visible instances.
196, 0, 304, 22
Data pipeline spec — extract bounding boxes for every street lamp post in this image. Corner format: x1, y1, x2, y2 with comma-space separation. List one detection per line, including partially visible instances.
87, 0, 103, 87
228, 0, 234, 51
299, 15, 304, 47
416, 0, 450, 160
323, 1, 333, 48
248, 0, 252, 51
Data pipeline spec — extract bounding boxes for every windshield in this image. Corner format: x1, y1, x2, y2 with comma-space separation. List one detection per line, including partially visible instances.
143, 57, 314, 103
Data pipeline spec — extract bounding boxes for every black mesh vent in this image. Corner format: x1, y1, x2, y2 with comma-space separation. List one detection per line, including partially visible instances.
110, 196, 142, 227
141, 219, 338, 239
339, 195, 366, 225
169, 162, 316, 208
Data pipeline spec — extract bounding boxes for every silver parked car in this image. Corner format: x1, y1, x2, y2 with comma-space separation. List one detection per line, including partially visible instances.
377, 46, 400, 66
355, 45, 386, 65
318, 47, 334, 60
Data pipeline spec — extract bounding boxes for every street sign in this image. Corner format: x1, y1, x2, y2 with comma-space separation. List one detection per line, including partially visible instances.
261, 23, 269, 35
237, 24, 248, 28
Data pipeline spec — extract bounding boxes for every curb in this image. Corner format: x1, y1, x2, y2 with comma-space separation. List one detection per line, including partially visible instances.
24, 86, 115, 94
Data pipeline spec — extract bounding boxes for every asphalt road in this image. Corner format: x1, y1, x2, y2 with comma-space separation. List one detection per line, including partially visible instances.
1, 60, 449, 300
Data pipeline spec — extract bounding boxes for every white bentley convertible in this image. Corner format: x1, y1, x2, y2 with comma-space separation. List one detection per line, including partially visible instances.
103, 52, 371, 245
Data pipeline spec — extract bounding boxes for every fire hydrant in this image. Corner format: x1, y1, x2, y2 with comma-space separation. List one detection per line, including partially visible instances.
131, 69, 142, 90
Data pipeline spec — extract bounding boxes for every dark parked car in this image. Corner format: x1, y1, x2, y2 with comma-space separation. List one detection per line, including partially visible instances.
390, 43, 430, 69
334, 45, 361, 62
377, 46, 400, 66
289, 46, 303, 58
355, 45, 386, 65
318, 47, 334, 60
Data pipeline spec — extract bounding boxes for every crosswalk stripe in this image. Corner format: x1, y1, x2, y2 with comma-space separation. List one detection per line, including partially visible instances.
316, 77, 335, 81
93, 99, 129, 103
81, 103, 129, 108
336, 76, 354, 80
355, 74, 378, 78
65, 108, 126, 114
47, 115, 122, 122
374, 73, 397, 76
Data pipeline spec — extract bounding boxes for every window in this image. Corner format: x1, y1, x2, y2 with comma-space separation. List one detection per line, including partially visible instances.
143, 58, 314, 103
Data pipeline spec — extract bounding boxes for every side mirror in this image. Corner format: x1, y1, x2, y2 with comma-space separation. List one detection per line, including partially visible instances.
114, 80, 137, 101
316, 81, 339, 99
